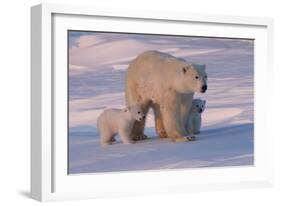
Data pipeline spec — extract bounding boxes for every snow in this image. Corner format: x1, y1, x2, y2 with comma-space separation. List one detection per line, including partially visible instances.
68, 32, 254, 174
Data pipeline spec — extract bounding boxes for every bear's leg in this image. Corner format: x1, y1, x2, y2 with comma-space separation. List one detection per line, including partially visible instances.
125, 81, 149, 140
131, 121, 147, 141
160, 107, 187, 141
161, 111, 189, 142
130, 103, 150, 141
160, 96, 195, 142
186, 117, 194, 134
152, 104, 167, 138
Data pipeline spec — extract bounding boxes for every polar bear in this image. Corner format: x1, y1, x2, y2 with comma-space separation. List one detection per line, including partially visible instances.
97, 105, 145, 146
185, 99, 206, 135
125, 50, 208, 142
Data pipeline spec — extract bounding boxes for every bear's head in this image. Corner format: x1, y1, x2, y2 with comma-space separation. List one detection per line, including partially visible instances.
175, 63, 208, 93
191, 99, 206, 114
128, 105, 145, 122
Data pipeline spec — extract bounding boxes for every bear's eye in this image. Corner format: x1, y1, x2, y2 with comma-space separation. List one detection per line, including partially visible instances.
195, 76, 199, 79
196, 105, 199, 108
137, 111, 141, 114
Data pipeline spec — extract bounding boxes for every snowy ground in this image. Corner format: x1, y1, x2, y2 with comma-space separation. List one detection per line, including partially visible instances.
68, 32, 254, 174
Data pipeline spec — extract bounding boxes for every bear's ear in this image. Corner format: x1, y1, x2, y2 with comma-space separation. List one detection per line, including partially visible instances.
182, 66, 189, 74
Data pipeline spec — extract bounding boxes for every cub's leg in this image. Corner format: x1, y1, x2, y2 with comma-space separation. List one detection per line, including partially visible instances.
193, 116, 202, 134
119, 127, 134, 144
180, 93, 194, 134
100, 131, 115, 146
186, 117, 194, 134
98, 118, 115, 146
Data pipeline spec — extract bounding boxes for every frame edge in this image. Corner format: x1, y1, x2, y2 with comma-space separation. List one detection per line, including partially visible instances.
31, 4, 43, 202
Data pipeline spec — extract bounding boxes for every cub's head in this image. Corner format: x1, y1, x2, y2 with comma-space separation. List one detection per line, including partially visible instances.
191, 99, 206, 114
128, 105, 145, 122
176, 63, 208, 93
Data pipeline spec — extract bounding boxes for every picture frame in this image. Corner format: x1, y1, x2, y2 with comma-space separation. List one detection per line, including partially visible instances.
31, 3, 274, 202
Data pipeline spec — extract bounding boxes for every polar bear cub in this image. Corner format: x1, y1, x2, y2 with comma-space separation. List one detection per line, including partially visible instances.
97, 105, 145, 146
186, 99, 206, 135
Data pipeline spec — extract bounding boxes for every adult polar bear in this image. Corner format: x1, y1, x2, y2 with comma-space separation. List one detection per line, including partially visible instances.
125, 50, 208, 142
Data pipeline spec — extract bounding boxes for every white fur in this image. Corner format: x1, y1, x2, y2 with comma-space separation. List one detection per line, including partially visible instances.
125, 50, 208, 141
97, 105, 144, 146
186, 99, 206, 134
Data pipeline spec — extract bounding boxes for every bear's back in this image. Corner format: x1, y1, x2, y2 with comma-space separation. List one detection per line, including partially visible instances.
103, 108, 125, 117
127, 50, 187, 82
98, 109, 127, 124
135, 50, 186, 66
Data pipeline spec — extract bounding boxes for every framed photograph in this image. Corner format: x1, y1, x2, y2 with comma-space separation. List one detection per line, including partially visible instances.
31, 3, 274, 201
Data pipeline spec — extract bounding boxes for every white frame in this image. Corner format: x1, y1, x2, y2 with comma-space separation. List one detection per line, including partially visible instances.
31, 3, 274, 202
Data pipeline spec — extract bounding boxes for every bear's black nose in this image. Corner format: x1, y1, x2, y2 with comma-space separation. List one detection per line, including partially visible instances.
201, 85, 207, 93
199, 109, 203, 113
